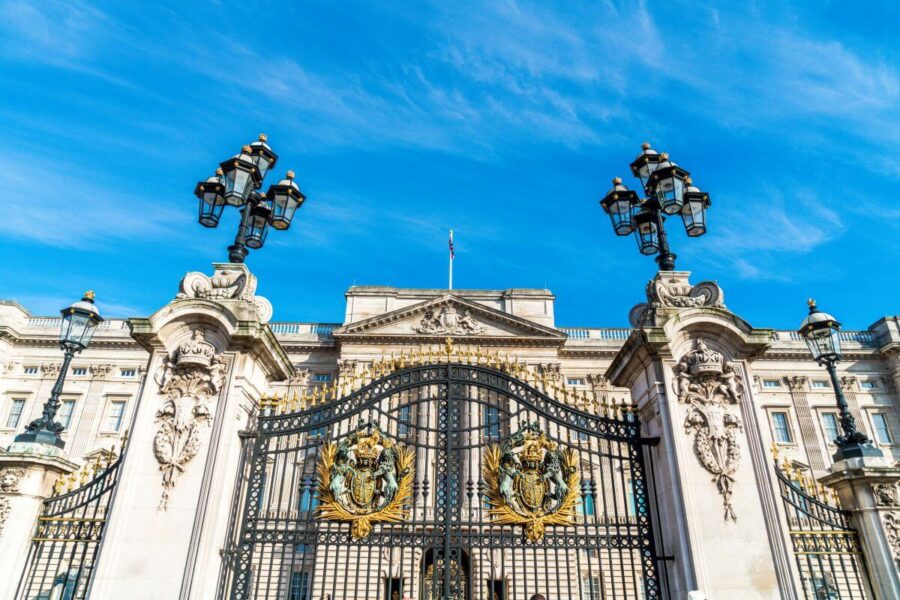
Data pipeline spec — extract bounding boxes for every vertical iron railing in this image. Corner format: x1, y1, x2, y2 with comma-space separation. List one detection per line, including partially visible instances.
774, 462, 872, 599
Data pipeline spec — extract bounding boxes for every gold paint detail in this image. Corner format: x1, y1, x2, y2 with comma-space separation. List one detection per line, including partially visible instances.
316, 424, 414, 539
482, 424, 580, 542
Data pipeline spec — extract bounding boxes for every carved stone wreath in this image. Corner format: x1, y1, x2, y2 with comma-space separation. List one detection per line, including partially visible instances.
674, 339, 744, 521
153, 331, 226, 510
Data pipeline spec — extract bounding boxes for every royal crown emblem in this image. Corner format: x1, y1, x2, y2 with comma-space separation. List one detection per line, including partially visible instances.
176, 330, 216, 368
483, 423, 580, 542
317, 423, 414, 539
684, 339, 724, 375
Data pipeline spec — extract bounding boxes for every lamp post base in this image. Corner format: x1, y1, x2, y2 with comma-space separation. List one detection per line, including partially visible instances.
832, 442, 883, 462
227, 244, 248, 263
13, 429, 65, 449
656, 251, 677, 271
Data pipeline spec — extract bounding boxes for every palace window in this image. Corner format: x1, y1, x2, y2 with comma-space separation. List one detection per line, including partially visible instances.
762, 379, 781, 389
482, 405, 501, 440
120, 368, 136, 377
860, 381, 877, 390
72, 367, 87, 376
5, 399, 26, 428
811, 380, 829, 389
308, 411, 327, 438
821, 413, 839, 444
59, 400, 76, 428
397, 405, 411, 436
871, 413, 892, 444
104, 401, 126, 432
24, 366, 38, 375
313, 373, 332, 383
771, 412, 793, 443
289, 571, 310, 600
582, 575, 602, 600
567, 378, 585, 386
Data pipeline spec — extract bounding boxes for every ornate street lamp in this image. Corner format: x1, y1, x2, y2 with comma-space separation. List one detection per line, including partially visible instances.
194, 134, 307, 263
599, 142, 711, 271
798, 299, 882, 460
15, 292, 103, 449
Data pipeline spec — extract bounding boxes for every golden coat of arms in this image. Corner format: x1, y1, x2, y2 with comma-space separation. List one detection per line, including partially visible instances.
316, 423, 414, 539
483, 423, 580, 542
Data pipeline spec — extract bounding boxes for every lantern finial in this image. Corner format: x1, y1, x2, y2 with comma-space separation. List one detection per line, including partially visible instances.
258, 133, 268, 142
659, 152, 669, 160
215, 167, 224, 176
241, 145, 252, 154
83, 290, 95, 301
808, 298, 817, 310
287, 170, 295, 179
642, 141, 650, 150
612, 176, 622, 185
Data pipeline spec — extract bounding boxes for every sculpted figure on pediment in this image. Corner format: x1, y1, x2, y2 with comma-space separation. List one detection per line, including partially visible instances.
414, 305, 485, 335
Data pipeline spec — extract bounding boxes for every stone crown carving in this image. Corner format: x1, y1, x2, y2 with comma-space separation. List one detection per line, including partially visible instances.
674, 339, 744, 522
154, 330, 226, 509
630, 272, 725, 327
414, 305, 485, 335
177, 264, 273, 324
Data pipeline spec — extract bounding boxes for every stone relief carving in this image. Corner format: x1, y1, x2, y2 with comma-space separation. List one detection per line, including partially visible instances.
0, 468, 24, 493
884, 512, 900, 566
90, 363, 114, 379
291, 368, 311, 388
629, 272, 725, 327
177, 265, 273, 324
338, 359, 358, 382
784, 376, 808, 392
839, 376, 857, 392
674, 339, 744, 521
874, 483, 899, 507
538, 363, 563, 384
414, 305, 485, 335
40, 362, 61, 378
0, 497, 9, 537
153, 330, 226, 510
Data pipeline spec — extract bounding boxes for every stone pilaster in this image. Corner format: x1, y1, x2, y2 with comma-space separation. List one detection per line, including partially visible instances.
783, 376, 828, 472
820, 458, 900, 599
0, 450, 77, 600
608, 271, 797, 600
89, 263, 292, 600
839, 376, 871, 438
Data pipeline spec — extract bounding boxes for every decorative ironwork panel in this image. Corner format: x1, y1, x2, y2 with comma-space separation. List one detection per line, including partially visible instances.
774, 459, 872, 599
15, 451, 124, 600
219, 356, 664, 600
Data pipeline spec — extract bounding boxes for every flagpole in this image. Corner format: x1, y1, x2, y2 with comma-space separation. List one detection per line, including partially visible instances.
448, 229, 454, 290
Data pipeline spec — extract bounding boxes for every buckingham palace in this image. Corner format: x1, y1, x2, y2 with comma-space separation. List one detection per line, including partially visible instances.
0, 262, 898, 600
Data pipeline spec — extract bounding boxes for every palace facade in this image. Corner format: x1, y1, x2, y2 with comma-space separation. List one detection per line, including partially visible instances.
0, 265, 898, 600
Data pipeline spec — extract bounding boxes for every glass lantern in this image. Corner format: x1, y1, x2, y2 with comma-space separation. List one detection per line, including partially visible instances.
600, 178, 639, 236
59, 291, 104, 352
681, 178, 711, 237
219, 146, 262, 206
194, 169, 226, 228
648, 153, 690, 215
267, 170, 306, 230
798, 300, 842, 364
633, 209, 659, 255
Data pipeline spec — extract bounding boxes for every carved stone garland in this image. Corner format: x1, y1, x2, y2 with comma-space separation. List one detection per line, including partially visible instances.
153, 331, 226, 510
674, 339, 744, 521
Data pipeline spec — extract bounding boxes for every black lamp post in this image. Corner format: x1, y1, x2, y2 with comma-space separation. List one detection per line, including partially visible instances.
798, 299, 882, 461
15, 292, 103, 449
599, 143, 711, 271
194, 134, 307, 263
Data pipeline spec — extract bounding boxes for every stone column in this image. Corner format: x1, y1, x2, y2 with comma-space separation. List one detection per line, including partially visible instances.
89, 263, 293, 600
783, 376, 828, 472
0, 450, 78, 600
820, 457, 900, 600
607, 271, 797, 600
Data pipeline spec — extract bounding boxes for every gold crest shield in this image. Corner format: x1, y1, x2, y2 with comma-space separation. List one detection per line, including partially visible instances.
483, 424, 580, 542
316, 425, 415, 539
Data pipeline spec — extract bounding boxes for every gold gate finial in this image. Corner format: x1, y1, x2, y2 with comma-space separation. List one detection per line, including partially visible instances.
445, 337, 454, 359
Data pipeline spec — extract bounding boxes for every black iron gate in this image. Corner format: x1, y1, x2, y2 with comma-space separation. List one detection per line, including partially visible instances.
219, 349, 663, 600
15, 448, 123, 600
773, 455, 872, 599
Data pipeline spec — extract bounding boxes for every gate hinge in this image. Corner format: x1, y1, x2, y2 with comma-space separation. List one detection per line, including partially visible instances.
238, 429, 259, 439
640, 436, 661, 447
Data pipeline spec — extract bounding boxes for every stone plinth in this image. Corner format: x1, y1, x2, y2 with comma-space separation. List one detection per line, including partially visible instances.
89, 263, 292, 600
820, 456, 900, 600
0, 447, 78, 600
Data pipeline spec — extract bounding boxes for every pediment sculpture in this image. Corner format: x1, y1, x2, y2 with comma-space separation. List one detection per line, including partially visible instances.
153, 330, 226, 509
673, 339, 744, 521
483, 423, 580, 542
317, 423, 415, 539
414, 304, 485, 335
177, 264, 273, 324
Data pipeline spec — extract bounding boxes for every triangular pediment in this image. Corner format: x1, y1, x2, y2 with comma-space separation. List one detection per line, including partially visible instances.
332, 295, 565, 343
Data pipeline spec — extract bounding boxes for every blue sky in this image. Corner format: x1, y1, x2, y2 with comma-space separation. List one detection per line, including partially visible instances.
0, 1, 897, 330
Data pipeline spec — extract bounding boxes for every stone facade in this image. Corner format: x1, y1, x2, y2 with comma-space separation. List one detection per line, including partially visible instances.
0, 274, 898, 600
